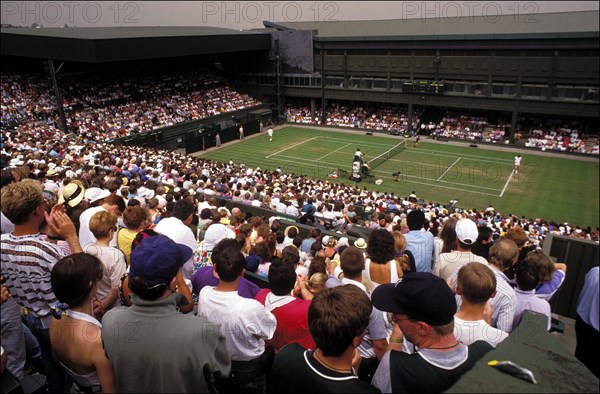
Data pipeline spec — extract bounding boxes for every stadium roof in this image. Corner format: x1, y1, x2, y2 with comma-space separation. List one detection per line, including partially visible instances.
0, 26, 271, 62
264, 10, 600, 42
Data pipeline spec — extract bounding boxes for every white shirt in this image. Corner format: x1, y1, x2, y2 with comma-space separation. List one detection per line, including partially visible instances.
454, 316, 508, 348
1, 212, 14, 235
154, 217, 198, 279
514, 156, 522, 166
285, 205, 299, 217
197, 287, 276, 361
432, 251, 488, 281
84, 244, 127, 309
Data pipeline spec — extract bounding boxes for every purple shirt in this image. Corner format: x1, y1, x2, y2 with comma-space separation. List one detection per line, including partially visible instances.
535, 269, 566, 300
191, 266, 261, 299
513, 288, 551, 330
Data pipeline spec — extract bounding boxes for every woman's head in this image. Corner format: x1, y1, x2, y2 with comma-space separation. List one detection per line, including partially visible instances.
51, 253, 103, 308
392, 231, 407, 253
367, 228, 395, 264
439, 217, 458, 253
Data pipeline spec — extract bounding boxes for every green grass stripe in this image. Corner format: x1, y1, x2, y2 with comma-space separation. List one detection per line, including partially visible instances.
199, 126, 599, 228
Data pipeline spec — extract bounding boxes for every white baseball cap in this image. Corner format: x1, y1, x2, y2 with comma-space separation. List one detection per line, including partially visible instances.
455, 219, 478, 245
85, 187, 111, 204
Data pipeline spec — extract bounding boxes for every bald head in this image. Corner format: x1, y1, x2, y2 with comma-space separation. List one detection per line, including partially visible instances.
489, 239, 519, 271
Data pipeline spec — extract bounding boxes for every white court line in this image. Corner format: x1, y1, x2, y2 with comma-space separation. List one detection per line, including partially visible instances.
266, 137, 318, 159
272, 154, 501, 191
369, 168, 501, 197
269, 154, 502, 195
404, 148, 514, 164
437, 157, 461, 181
499, 169, 515, 197
316, 143, 352, 161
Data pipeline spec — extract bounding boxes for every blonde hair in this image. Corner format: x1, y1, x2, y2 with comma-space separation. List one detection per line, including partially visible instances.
89, 210, 118, 239
0, 179, 43, 224
392, 231, 412, 273
307, 272, 328, 295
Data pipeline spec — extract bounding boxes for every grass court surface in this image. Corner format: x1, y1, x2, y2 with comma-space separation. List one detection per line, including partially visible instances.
199, 126, 599, 228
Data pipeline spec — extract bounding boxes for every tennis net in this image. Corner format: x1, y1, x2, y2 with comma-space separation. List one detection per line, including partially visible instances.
368, 140, 406, 170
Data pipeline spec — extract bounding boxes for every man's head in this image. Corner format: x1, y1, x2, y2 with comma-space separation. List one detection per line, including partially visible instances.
1, 179, 46, 225
488, 239, 519, 271
372, 272, 456, 340
455, 219, 478, 250
476, 225, 494, 244
172, 197, 195, 223
128, 234, 193, 300
457, 263, 497, 305
102, 194, 126, 217
268, 259, 297, 296
123, 205, 150, 230
504, 226, 527, 249
213, 242, 246, 283
406, 209, 425, 231
281, 245, 300, 266
516, 250, 551, 290
89, 210, 117, 240
515, 257, 540, 291
340, 246, 365, 279
309, 285, 372, 357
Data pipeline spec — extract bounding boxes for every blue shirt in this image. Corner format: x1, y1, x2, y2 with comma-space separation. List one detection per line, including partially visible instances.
404, 230, 434, 273
300, 237, 316, 253
577, 266, 599, 331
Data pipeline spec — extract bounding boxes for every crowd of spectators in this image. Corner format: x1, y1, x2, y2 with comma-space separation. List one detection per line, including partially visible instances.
1, 69, 261, 141
285, 103, 599, 154
1, 114, 599, 391
1, 69, 598, 391
285, 103, 422, 134
523, 126, 597, 154
1, 122, 597, 248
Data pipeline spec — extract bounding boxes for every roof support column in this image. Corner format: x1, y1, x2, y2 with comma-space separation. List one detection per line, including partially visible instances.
44, 59, 69, 135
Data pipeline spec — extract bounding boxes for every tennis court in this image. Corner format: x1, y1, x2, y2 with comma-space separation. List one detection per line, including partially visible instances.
266, 134, 517, 198
199, 126, 599, 227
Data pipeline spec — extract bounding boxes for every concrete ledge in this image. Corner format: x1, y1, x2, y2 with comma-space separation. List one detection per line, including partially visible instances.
448, 311, 599, 393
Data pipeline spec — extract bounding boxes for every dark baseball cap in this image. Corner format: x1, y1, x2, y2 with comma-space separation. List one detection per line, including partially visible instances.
129, 234, 193, 286
371, 272, 457, 326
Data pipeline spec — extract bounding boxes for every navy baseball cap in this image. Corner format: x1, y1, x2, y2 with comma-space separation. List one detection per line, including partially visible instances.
371, 272, 457, 326
129, 234, 193, 286
245, 255, 263, 273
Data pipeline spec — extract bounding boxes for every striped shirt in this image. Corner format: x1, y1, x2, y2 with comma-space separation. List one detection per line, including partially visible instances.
1, 233, 66, 318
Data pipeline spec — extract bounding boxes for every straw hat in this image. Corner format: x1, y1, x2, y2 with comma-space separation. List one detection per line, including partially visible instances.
58, 180, 85, 207
354, 238, 367, 249
284, 225, 299, 238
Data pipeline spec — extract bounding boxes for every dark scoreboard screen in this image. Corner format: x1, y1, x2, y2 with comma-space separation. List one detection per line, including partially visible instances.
403, 81, 444, 94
